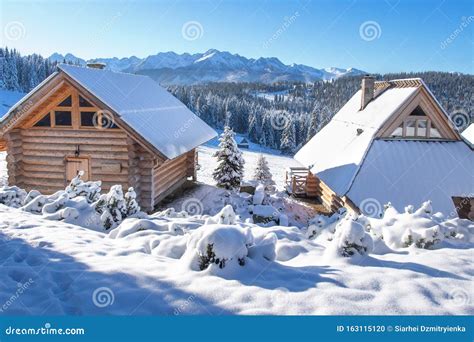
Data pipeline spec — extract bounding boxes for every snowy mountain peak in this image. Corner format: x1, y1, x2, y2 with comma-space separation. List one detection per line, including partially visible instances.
48, 50, 367, 85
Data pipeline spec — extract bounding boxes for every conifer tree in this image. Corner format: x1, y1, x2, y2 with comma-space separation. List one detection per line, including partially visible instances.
253, 154, 274, 186
212, 126, 245, 189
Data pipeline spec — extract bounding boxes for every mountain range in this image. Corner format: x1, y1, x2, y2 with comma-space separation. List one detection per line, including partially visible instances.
49, 49, 366, 85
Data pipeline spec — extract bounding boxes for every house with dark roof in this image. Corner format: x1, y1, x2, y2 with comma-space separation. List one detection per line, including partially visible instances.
0, 64, 216, 211
291, 76, 473, 219
235, 136, 250, 149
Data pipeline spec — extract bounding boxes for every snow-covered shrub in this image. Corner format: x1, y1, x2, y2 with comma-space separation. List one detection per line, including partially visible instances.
153, 207, 189, 219
43, 207, 80, 222
21, 195, 48, 214
252, 204, 279, 225
23, 189, 41, 206
205, 205, 236, 225
42, 192, 68, 214
401, 226, 442, 249
306, 210, 346, 240
65, 171, 101, 203
212, 126, 245, 189
253, 154, 275, 188
330, 217, 373, 257
94, 186, 141, 230
253, 183, 265, 205
192, 225, 253, 270
367, 201, 469, 249
0, 186, 27, 208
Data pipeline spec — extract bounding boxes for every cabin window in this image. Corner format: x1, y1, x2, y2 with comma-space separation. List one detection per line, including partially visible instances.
80, 111, 96, 127
417, 119, 428, 136
79, 95, 93, 107
55, 111, 72, 126
388, 105, 444, 139
34, 113, 51, 127
405, 119, 416, 137
58, 95, 72, 107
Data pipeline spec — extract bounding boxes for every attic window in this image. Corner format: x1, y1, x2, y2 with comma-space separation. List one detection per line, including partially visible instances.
55, 111, 72, 126
34, 113, 51, 127
79, 95, 93, 107
58, 95, 72, 107
388, 105, 444, 139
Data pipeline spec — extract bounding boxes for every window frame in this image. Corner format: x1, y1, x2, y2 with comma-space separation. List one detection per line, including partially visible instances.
30, 90, 120, 130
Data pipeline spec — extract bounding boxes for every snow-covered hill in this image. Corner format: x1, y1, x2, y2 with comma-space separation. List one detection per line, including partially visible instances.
0, 88, 25, 119
49, 50, 366, 85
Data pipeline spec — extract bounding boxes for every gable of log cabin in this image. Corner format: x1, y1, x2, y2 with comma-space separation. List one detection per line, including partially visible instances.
0, 73, 165, 211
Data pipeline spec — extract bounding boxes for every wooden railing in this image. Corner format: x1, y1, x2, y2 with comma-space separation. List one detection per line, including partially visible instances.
285, 167, 310, 196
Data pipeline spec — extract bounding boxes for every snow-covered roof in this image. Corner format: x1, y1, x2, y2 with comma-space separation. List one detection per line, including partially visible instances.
347, 140, 473, 215
462, 123, 474, 145
58, 64, 216, 159
294, 86, 418, 194
235, 136, 249, 144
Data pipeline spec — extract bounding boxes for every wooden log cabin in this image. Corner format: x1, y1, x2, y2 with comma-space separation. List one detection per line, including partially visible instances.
0, 64, 216, 212
290, 76, 473, 219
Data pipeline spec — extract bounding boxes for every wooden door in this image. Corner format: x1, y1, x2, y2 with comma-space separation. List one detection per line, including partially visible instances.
66, 157, 90, 182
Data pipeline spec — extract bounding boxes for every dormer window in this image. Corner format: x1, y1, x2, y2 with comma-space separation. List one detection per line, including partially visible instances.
388, 106, 442, 139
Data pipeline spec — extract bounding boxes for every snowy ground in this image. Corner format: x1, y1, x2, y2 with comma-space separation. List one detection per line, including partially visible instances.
198, 145, 302, 190
0, 139, 472, 316
0, 203, 472, 315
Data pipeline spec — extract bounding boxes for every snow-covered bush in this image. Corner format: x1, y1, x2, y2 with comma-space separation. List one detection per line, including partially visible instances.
65, 171, 101, 203
330, 216, 374, 257
253, 154, 275, 188
253, 183, 265, 205
306, 209, 345, 240
205, 205, 236, 225
94, 186, 141, 230
367, 201, 470, 249
192, 225, 253, 270
212, 126, 245, 189
21, 195, 48, 214
0, 186, 27, 208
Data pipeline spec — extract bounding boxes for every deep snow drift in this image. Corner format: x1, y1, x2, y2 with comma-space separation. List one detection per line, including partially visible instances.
0, 177, 472, 315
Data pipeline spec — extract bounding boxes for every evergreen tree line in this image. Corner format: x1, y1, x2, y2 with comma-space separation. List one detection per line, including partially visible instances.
0, 47, 57, 93
170, 72, 472, 153
1, 48, 471, 153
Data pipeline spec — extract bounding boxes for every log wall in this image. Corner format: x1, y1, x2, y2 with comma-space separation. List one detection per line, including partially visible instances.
5, 128, 129, 198
151, 149, 195, 206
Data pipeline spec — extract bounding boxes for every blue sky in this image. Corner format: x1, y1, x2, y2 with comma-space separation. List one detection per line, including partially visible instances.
1, 0, 472, 73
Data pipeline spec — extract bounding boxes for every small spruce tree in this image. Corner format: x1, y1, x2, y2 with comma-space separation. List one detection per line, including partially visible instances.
253, 154, 274, 187
212, 126, 245, 189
